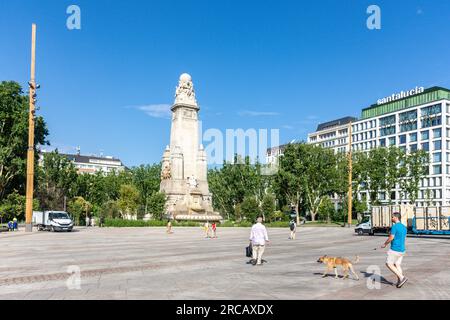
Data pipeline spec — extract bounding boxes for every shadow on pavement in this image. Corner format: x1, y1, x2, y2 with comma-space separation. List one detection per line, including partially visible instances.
360, 271, 394, 286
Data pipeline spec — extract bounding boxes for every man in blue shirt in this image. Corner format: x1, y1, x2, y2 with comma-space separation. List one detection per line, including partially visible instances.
381, 212, 408, 288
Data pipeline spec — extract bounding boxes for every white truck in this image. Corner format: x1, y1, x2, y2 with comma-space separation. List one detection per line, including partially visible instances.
354, 215, 374, 235
32, 211, 74, 232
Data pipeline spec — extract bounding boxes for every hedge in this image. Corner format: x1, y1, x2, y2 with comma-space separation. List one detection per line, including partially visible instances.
103, 219, 343, 228
104, 219, 202, 228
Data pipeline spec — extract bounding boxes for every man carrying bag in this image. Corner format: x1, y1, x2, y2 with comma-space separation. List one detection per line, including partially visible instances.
248, 216, 269, 266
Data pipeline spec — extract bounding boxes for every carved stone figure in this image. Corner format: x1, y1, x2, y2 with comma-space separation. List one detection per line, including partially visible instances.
161, 164, 171, 180
187, 175, 198, 189
174, 73, 197, 105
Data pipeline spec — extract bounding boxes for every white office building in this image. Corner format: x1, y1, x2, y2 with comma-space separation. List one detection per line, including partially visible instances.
307, 117, 356, 153
268, 86, 450, 207
39, 150, 125, 175
350, 86, 450, 207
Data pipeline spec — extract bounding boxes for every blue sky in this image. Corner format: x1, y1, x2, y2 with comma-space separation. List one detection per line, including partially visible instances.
1, 0, 449, 166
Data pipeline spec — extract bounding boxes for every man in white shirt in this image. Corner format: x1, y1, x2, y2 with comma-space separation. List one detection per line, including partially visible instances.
249, 216, 269, 266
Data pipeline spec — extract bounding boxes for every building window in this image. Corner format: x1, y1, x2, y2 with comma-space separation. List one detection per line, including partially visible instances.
434, 140, 442, 151
422, 142, 429, 151
379, 115, 396, 126
433, 152, 442, 163
433, 165, 442, 175
379, 138, 386, 147
410, 144, 418, 152
399, 135, 406, 145
389, 137, 396, 146
400, 121, 417, 133
421, 130, 429, 140
433, 128, 442, 139
421, 104, 442, 117
380, 127, 396, 136
410, 133, 417, 142
421, 116, 442, 128
399, 110, 418, 122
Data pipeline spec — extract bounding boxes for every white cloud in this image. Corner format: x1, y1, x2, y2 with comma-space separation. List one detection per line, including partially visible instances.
238, 110, 280, 117
136, 104, 172, 118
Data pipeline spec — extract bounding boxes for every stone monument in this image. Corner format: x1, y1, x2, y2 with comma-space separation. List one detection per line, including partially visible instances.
160, 73, 222, 222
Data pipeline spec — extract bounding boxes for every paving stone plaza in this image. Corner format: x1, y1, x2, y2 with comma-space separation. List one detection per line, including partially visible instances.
0, 226, 449, 300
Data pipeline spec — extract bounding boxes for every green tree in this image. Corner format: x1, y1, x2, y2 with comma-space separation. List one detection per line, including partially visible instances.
273, 144, 305, 224
261, 193, 276, 222
208, 155, 266, 220
276, 143, 341, 222
240, 196, 260, 222
147, 192, 166, 220
0, 190, 39, 222
67, 196, 91, 225
102, 169, 132, 201
0, 81, 48, 200
317, 196, 334, 223
117, 184, 139, 219
131, 164, 161, 215
100, 200, 120, 219
399, 150, 429, 204
35, 151, 78, 210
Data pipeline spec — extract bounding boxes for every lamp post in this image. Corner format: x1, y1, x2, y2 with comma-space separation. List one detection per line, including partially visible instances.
25, 24, 37, 232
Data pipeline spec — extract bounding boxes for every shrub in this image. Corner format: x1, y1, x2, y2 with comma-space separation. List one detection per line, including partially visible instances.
103, 219, 203, 228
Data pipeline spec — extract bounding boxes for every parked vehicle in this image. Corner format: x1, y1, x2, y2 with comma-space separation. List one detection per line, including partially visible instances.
354, 215, 373, 235
355, 205, 450, 236
32, 211, 74, 232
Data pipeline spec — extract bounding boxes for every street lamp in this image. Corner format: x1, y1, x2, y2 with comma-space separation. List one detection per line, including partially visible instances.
24, 24, 38, 232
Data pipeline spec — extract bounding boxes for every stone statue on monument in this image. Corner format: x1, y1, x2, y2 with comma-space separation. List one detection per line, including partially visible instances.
187, 175, 198, 189
161, 164, 171, 180
175, 73, 197, 105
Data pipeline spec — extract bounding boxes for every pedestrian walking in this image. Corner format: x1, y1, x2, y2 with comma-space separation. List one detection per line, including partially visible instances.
381, 212, 408, 288
204, 221, 210, 238
85, 215, 90, 227
166, 219, 173, 234
249, 216, 269, 266
289, 220, 296, 239
211, 222, 217, 238
91, 217, 96, 227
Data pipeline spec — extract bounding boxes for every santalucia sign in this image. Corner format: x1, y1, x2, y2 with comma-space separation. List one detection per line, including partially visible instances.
377, 86, 425, 105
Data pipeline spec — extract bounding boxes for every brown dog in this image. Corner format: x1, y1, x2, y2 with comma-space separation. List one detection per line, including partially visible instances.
317, 255, 360, 280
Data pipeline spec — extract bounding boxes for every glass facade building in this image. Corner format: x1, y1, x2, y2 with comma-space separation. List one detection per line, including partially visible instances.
315, 86, 450, 207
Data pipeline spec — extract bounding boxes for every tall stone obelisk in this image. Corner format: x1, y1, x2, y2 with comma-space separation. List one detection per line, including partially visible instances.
160, 73, 222, 222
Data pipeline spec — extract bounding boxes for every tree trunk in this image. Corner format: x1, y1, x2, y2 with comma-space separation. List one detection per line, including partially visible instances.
311, 210, 316, 222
